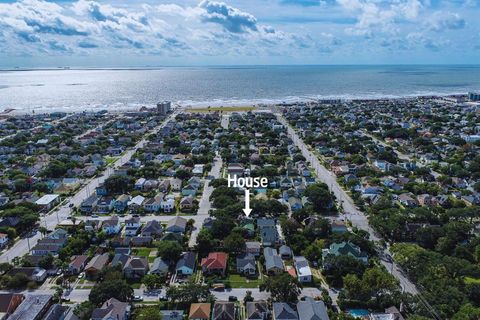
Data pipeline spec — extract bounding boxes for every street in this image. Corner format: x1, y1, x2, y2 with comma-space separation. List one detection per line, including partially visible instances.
0, 110, 180, 263
276, 112, 419, 295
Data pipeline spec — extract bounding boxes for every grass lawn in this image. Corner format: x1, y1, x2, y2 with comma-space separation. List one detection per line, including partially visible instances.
133, 247, 153, 257
227, 274, 261, 288
464, 277, 480, 284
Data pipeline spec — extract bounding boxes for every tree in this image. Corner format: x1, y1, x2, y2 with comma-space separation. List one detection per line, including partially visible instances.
104, 175, 133, 194
304, 183, 335, 213
166, 280, 212, 305
244, 290, 254, 303
89, 279, 133, 305
223, 232, 246, 255
136, 306, 163, 320
53, 286, 64, 302
38, 254, 54, 270
260, 273, 301, 303
74, 301, 95, 320
143, 274, 163, 290
157, 241, 183, 262
196, 229, 216, 257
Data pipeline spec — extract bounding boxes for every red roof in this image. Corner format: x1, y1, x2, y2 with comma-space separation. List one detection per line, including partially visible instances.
286, 266, 297, 277
201, 252, 228, 270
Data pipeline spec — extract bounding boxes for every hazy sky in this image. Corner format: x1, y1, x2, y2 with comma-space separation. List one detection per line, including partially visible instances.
0, 0, 478, 67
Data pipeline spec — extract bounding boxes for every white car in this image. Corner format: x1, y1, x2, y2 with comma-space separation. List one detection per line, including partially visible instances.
132, 295, 143, 302
78, 272, 85, 279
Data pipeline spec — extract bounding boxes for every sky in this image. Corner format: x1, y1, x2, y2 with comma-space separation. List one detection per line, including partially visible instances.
0, 0, 479, 67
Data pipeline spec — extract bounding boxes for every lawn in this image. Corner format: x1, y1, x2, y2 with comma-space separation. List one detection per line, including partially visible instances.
133, 247, 154, 258
464, 277, 480, 284
227, 274, 261, 289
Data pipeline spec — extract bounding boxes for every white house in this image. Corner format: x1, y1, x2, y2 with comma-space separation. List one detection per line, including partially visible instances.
102, 216, 121, 235
160, 198, 175, 213
294, 256, 312, 283
0, 233, 8, 247
35, 194, 60, 211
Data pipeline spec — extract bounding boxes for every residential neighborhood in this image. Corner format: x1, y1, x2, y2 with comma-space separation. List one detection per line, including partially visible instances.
0, 98, 478, 320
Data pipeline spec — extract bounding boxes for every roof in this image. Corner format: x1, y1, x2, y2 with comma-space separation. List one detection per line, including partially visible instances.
264, 248, 283, 270
91, 298, 128, 320
125, 257, 149, 270
167, 216, 187, 230
44, 304, 69, 320
246, 301, 268, 320
294, 256, 312, 277
201, 252, 228, 270
279, 245, 292, 256
151, 257, 169, 273
189, 303, 211, 319
326, 242, 367, 259
69, 255, 88, 269
176, 252, 196, 270
0, 293, 24, 313
35, 194, 59, 205
273, 303, 298, 320
161, 310, 184, 320
213, 302, 235, 320
142, 220, 163, 234
236, 254, 256, 269
297, 297, 329, 320
85, 253, 109, 271
8, 294, 52, 320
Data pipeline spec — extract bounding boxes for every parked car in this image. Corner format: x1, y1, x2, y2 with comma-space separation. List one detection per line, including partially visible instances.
132, 295, 144, 302
228, 296, 237, 302
78, 272, 85, 279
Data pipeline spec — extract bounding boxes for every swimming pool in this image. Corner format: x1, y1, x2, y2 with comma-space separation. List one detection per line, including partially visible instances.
347, 309, 370, 318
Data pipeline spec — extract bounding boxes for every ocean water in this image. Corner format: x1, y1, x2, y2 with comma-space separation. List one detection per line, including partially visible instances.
0, 65, 479, 113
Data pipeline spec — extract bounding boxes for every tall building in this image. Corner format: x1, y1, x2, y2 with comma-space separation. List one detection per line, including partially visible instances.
468, 92, 480, 101
157, 101, 172, 115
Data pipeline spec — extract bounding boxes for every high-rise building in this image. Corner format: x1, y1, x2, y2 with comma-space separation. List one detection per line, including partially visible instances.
157, 101, 171, 115
468, 92, 480, 101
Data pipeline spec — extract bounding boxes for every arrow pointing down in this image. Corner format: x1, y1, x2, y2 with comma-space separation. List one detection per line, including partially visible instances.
243, 188, 252, 217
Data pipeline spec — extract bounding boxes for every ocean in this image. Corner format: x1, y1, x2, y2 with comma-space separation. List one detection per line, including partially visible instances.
0, 65, 479, 113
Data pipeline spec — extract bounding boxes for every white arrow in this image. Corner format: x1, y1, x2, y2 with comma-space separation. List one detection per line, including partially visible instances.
243, 188, 252, 217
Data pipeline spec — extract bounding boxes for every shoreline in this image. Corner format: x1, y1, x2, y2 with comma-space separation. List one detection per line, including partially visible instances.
2, 91, 476, 115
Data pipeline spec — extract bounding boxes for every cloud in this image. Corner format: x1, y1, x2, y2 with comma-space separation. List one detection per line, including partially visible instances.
78, 40, 98, 48
280, 0, 321, 6
425, 11, 465, 32
198, 0, 258, 33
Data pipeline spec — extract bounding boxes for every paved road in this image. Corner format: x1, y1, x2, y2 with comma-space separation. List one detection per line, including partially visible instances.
0, 110, 180, 263
276, 113, 419, 295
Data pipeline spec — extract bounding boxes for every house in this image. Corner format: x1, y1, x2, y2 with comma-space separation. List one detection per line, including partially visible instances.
273, 303, 298, 320
264, 248, 284, 275
141, 220, 163, 238
43, 304, 70, 320
192, 164, 204, 176
68, 255, 88, 275
331, 220, 348, 233
95, 197, 114, 214
189, 303, 211, 320
123, 257, 149, 279
212, 302, 235, 320
8, 267, 47, 282
151, 257, 169, 276
8, 294, 52, 320
85, 253, 109, 279
180, 196, 194, 211
128, 195, 145, 212
369, 307, 405, 320
85, 219, 102, 232
166, 216, 187, 234
246, 301, 268, 320
245, 241, 261, 256
176, 252, 196, 276
91, 298, 129, 320
161, 310, 184, 320
398, 193, 418, 207
297, 297, 329, 320
134, 178, 146, 190
170, 178, 183, 191
294, 256, 312, 283
201, 252, 228, 275
144, 194, 163, 213
161, 198, 175, 213
80, 195, 99, 214
124, 217, 141, 236
322, 242, 368, 266
288, 197, 303, 211
35, 194, 60, 212
102, 216, 121, 235
114, 194, 130, 213
0, 233, 8, 248
227, 163, 244, 177
279, 245, 292, 259
182, 184, 197, 197
257, 218, 279, 247
0, 293, 24, 319
236, 254, 256, 276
